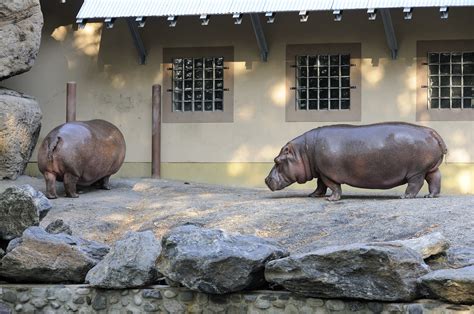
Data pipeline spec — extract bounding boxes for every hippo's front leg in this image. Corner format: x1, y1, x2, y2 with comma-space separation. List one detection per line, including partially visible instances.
64, 173, 79, 198
320, 175, 342, 201
309, 178, 328, 197
44, 171, 58, 199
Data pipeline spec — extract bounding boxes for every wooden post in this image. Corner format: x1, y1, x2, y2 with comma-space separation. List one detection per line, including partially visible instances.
152, 84, 161, 178
66, 81, 76, 122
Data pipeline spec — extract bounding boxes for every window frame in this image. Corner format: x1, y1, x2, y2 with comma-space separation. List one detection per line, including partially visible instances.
163, 46, 234, 123
416, 40, 474, 121
285, 43, 361, 122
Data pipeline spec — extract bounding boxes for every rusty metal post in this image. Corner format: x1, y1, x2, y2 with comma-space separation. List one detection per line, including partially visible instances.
152, 84, 161, 178
66, 81, 76, 122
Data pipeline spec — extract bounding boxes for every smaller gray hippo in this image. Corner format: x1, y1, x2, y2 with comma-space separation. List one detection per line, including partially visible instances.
265, 122, 447, 201
37, 119, 126, 198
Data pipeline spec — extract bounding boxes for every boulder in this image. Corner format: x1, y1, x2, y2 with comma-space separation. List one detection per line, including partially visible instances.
391, 232, 450, 259
265, 242, 430, 301
0, 248, 4, 259
0, 0, 43, 80
0, 226, 109, 283
420, 266, 474, 304
156, 224, 289, 294
86, 231, 162, 288
45, 219, 73, 235
0, 184, 51, 240
0, 88, 42, 179
447, 247, 474, 269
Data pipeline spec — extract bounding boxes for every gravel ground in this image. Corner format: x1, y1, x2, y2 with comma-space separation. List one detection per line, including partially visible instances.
0, 176, 473, 253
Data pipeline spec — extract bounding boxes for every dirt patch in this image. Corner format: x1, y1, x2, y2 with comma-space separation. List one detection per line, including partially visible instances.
1, 176, 473, 252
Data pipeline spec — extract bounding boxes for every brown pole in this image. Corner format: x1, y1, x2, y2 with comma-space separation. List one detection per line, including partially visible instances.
66, 81, 76, 122
152, 84, 161, 179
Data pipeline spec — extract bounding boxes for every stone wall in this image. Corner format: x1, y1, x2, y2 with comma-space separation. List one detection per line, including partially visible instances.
0, 285, 472, 314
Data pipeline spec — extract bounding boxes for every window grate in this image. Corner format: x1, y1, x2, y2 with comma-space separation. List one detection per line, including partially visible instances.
172, 57, 224, 112
295, 54, 351, 111
427, 51, 474, 109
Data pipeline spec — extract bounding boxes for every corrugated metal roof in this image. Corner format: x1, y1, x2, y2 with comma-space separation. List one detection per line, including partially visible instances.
77, 0, 474, 19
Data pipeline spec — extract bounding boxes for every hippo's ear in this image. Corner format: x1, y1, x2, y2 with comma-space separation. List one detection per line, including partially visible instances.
275, 144, 295, 164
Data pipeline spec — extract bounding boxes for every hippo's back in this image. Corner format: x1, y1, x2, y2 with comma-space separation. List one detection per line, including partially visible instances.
309, 123, 446, 189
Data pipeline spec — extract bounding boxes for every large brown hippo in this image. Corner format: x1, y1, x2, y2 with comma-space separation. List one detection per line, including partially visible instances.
38, 119, 126, 199
265, 122, 447, 201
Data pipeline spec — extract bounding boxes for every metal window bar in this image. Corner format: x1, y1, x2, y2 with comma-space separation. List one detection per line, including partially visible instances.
171, 57, 226, 112
295, 54, 351, 111
427, 51, 474, 110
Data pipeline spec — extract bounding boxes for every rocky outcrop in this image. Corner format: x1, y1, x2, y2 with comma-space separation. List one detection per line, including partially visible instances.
392, 232, 450, 259
0, 0, 43, 80
45, 219, 72, 235
265, 242, 430, 301
0, 89, 42, 179
420, 266, 474, 304
157, 224, 289, 294
86, 231, 162, 288
0, 185, 50, 241
0, 227, 109, 283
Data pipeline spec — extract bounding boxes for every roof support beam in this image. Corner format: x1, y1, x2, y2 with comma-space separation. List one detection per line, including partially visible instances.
250, 14, 269, 62
127, 18, 147, 65
380, 9, 398, 60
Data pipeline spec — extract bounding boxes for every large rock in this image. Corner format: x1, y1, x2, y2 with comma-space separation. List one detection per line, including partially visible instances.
0, 88, 42, 179
0, 184, 51, 240
265, 242, 430, 301
0, 226, 109, 283
447, 247, 474, 269
156, 224, 289, 294
86, 231, 162, 288
420, 266, 474, 304
392, 232, 450, 259
0, 0, 43, 80
0, 248, 4, 259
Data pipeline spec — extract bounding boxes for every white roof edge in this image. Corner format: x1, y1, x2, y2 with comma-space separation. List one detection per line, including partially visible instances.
76, 0, 474, 19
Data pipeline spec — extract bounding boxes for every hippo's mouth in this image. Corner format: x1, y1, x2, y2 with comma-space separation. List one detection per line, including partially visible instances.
265, 176, 291, 191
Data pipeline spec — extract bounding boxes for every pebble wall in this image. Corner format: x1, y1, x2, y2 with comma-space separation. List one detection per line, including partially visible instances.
0, 285, 472, 313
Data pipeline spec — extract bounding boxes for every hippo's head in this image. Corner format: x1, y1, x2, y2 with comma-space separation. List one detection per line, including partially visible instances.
265, 142, 309, 191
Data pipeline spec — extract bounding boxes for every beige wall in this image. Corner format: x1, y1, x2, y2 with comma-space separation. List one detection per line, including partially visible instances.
3, 2, 474, 192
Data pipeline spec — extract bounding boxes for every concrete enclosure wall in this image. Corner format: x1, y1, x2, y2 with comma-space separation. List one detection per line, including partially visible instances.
0, 285, 472, 313
3, 1, 474, 193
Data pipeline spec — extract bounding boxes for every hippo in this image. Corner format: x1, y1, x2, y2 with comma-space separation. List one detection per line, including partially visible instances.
38, 119, 126, 199
265, 122, 447, 201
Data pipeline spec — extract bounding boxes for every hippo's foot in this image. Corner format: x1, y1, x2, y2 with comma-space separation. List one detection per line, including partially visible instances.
46, 193, 58, 199
326, 194, 341, 201
400, 194, 417, 199
309, 191, 326, 198
424, 193, 439, 198
66, 192, 79, 198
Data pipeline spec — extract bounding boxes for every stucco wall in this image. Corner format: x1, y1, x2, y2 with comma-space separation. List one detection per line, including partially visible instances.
3, 1, 473, 192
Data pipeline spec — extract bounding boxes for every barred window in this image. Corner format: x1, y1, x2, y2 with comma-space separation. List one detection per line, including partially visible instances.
295, 54, 351, 111
172, 57, 225, 112
427, 52, 474, 109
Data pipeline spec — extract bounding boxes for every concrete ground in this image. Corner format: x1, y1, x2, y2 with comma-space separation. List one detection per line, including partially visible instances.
0, 176, 473, 252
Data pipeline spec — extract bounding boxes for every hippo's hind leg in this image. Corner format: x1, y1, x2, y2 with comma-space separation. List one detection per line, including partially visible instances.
402, 173, 425, 199
44, 171, 58, 199
309, 178, 328, 197
97, 176, 111, 190
320, 175, 342, 201
424, 169, 441, 198
64, 173, 79, 198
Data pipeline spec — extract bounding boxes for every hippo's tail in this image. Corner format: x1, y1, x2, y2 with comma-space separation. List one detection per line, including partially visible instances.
431, 130, 448, 155
47, 136, 62, 161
